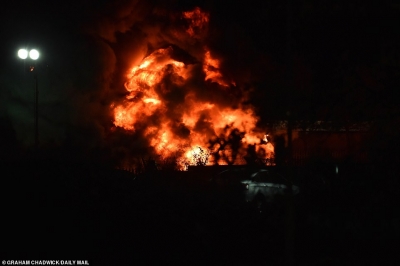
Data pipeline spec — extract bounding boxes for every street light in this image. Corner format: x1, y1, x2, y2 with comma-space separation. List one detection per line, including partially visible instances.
18, 48, 40, 149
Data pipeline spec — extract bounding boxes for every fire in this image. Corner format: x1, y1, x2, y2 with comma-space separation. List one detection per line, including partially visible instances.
183, 7, 209, 38
184, 146, 210, 166
203, 50, 231, 87
112, 7, 274, 170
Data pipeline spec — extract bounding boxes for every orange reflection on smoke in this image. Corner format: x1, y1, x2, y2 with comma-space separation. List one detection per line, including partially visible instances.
183, 7, 209, 38
203, 50, 231, 87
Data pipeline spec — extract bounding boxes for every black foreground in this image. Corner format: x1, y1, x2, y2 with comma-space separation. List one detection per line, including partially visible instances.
2, 160, 399, 266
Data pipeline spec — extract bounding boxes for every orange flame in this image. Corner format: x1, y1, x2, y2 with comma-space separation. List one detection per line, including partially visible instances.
183, 7, 209, 38
112, 8, 274, 170
203, 50, 232, 87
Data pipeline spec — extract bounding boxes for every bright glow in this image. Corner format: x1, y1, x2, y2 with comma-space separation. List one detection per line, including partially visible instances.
113, 45, 275, 169
29, 49, 40, 60
18, 49, 28, 59
112, 7, 275, 170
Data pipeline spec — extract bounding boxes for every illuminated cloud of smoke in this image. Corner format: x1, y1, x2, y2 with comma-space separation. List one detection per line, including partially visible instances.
79, 1, 273, 167
1, 0, 274, 166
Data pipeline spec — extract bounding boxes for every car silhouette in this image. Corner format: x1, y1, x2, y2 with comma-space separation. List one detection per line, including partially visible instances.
241, 169, 300, 203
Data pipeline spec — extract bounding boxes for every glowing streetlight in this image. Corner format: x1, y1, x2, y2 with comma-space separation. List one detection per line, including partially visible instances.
29, 49, 40, 60
18, 48, 40, 148
18, 49, 28, 59
17, 48, 40, 60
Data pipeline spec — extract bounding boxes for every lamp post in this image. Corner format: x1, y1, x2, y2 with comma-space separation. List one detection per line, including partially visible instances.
18, 48, 40, 149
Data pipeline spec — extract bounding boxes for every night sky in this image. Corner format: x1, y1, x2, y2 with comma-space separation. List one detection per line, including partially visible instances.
2, 2, 400, 263
1, 0, 399, 157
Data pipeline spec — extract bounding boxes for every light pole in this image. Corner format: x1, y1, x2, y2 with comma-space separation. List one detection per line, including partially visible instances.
18, 48, 40, 149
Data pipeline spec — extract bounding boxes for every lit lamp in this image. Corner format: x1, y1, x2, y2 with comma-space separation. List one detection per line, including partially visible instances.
18, 48, 40, 148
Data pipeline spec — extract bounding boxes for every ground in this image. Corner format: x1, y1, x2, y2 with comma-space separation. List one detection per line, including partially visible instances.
2, 161, 399, 265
